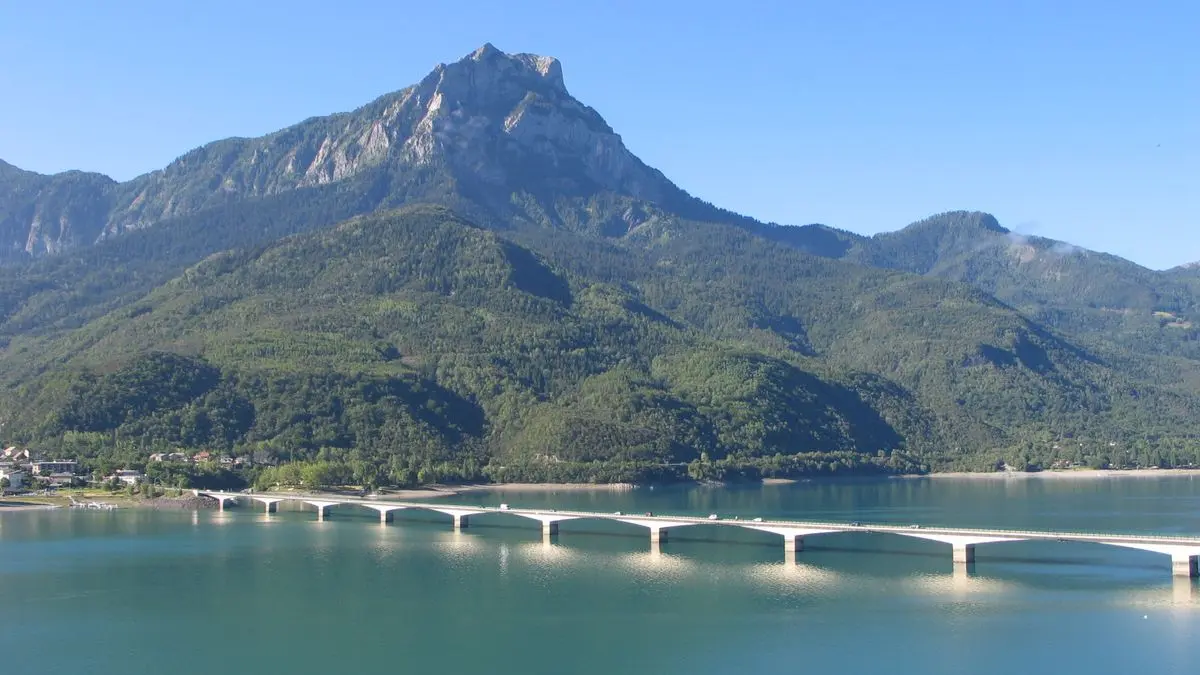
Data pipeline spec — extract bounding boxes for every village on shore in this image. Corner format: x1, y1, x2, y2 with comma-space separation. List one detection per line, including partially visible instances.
0, 445, 243, 495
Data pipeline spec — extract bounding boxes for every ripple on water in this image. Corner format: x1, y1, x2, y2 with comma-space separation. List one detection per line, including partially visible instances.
744, 559, 842, 597
618, 548, 699, 582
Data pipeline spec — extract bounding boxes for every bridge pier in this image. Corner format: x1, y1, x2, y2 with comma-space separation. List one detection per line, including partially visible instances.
784, 535, 804, 553
1173, 576, 1198, 604
951, 561, 976, 583
454, 514, 470, 530
301, 501, 337, 521
215, 496, 236, 512
253, 498, 282, 514
1173, 553, 1199, 578
542, 522, 559, 536
364, 505, 406, 524
649, 526, 668, 544
953, 544, 976, 564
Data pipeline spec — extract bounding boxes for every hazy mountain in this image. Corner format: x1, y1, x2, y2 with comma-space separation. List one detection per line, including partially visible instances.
795, 211, 1200, 366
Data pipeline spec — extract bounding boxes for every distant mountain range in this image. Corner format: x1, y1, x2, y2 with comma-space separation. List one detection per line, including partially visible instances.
1, 45, 1197, 484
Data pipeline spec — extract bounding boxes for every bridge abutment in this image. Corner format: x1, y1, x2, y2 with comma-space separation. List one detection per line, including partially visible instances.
1173, 553, 1199, 578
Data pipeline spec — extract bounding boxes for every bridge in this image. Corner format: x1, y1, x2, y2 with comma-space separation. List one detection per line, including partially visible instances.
195, 490, 1200, 578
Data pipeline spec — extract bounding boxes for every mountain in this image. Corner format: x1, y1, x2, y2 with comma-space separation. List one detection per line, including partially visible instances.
1, 45, 1198, 487
790, 211, 1200, 370
0, 44, 744, 263
12, 205, 1194, 485
8, 206, 935, 482
0, 160, 116, 257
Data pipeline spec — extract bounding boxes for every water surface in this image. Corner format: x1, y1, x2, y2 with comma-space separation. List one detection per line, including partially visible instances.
1, 476, 1197, 674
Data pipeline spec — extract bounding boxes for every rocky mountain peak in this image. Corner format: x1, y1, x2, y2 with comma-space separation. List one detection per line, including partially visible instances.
412, 44, 571, 118
467, 43, 566, 93
399, 44, 665, 201
0, 44, 685, 257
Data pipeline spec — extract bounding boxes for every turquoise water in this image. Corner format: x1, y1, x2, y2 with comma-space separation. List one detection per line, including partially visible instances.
1, 476, 1198, 674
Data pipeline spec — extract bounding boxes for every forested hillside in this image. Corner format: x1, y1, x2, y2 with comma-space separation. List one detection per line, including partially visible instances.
4, 206, 1197, 489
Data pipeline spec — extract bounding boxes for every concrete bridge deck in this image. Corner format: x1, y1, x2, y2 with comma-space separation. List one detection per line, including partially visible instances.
195, 490, 1200, 577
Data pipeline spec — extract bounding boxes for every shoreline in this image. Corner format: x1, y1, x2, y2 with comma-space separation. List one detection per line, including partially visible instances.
916, 468, 1200, 480
3, 470, 1195, 512
451, 482, 636, 493
367, 482, 637, 500
233, 482, 640, 503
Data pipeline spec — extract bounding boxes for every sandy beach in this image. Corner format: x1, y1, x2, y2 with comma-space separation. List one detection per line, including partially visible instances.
0, 501, 62, 511
452, 482, 636, 493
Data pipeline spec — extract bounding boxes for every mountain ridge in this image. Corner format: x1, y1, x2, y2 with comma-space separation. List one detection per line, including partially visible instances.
2, 44, 1200, 484
2, 44, 728, 259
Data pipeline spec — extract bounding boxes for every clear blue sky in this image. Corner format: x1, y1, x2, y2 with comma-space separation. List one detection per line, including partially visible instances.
1, 0, 1195, 268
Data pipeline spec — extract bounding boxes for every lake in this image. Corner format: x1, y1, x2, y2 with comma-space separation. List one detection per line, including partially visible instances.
1, 476, 1197, 674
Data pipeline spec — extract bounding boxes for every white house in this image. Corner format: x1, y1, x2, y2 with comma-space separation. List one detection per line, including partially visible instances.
113, 470, 144, 485
0, 468, 25, 490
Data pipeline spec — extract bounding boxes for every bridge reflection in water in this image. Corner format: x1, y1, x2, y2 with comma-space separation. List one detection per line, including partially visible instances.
196, 491, 1200, 578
